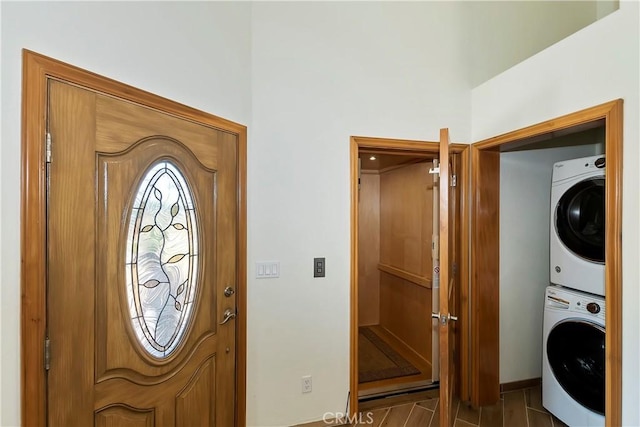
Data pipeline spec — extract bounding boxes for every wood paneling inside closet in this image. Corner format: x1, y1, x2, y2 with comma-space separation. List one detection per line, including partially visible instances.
379, 273, 432, 363
358, 172, 380, 326
378, 162, 433, 363
379, 163, 433, 278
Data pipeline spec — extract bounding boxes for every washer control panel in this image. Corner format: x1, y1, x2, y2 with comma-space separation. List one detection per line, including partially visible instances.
546, 286, 605, 321
586, 302, 601, 314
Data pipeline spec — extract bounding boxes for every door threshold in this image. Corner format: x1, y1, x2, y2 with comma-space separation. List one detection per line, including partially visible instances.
358, 381, 438, 401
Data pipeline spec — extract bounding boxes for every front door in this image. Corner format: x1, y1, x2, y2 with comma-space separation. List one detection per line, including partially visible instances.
46, 79, 237, 425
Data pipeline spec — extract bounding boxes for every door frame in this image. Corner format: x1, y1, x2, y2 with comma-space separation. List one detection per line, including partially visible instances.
20, 50, 248, 426
349, 136, 470, 415
469, 100, 623, 425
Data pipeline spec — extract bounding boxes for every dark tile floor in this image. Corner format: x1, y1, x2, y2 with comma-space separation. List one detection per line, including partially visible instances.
298, 386, 568, 427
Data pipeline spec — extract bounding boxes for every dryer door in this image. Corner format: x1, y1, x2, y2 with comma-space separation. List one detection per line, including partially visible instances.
555, 177, 605, 262
547, 319, 605, 415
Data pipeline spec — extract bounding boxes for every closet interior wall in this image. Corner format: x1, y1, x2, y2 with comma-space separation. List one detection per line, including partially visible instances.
358, 161, 434, 366
498, 126, 605, 384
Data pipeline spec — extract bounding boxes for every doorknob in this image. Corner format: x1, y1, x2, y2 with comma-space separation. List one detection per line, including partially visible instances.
432, 312, 458, 324
219, 309, 236, 325
224, 286, 235, 297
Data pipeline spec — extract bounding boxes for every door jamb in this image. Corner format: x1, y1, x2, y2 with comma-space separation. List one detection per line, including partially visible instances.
470, 100, 623, 426
349, 136, 470, 415
20, 50, 248, 426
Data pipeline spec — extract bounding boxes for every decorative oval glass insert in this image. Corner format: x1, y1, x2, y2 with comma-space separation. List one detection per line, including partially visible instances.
125, 161, 199, 358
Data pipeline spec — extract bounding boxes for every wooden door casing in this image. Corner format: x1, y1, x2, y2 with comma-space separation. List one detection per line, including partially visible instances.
469, 100, 623, 426
349, 136, 470, 417
21, 50, 247, 427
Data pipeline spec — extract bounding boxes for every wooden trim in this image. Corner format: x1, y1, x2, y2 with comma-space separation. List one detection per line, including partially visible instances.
236, 124, 248, 427
604, 100, 623, 427
377, 263, 432, 288
472, 101, 619, 151
470, 99, 623, 426
500, 378, 541, 393
470, 147, 501, 406
353, 135, 467, 154
21, 47, 49, 427
349, 137, 360, 416
457, 147, 471, 403
20, 50, 248, 426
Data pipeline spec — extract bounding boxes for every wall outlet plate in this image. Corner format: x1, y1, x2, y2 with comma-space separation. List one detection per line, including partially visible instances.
301, 375, 312, 393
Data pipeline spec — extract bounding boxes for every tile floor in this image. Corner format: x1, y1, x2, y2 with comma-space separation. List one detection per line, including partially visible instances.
298, 386, 569, 427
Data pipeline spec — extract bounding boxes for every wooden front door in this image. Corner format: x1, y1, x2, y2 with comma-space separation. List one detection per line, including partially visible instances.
46, 79, 237, 425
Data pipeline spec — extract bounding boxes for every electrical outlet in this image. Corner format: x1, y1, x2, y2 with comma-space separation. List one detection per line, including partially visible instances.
301, 375, 312, 394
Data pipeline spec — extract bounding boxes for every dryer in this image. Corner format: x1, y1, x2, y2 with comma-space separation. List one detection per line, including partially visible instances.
550, 155, 605, 296
543, 285, 605, 426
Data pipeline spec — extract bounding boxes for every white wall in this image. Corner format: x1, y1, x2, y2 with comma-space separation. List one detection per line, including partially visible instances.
472, 1, 639, 424
499, 142, 599, 384
0, 2, 252, 426
248, 2, 470, 425
465, 1, 599, 87
0, 3, 3, 421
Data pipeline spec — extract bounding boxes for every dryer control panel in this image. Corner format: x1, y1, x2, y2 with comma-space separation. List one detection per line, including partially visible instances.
552, 154, 605, 183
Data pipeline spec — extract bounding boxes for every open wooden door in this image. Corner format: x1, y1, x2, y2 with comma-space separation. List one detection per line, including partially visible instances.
436, 128, 458, 427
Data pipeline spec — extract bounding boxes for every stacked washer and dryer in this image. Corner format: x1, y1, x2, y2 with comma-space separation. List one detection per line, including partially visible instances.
543, 155, 606, 427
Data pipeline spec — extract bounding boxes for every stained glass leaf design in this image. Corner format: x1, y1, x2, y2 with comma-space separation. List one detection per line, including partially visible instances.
166, 254, 187, 264
142, 279, 161, 288
126, 161, 199, 359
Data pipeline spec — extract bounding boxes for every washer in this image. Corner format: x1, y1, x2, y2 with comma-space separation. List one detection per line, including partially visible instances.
543, 285, 605, 426
550, 155, 605, 296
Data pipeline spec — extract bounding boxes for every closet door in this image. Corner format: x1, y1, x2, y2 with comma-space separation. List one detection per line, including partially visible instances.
436, 128, 458, 427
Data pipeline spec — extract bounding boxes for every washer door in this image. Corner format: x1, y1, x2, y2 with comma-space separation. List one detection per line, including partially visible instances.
555, 177, 605, 262
547, 319, 605, 415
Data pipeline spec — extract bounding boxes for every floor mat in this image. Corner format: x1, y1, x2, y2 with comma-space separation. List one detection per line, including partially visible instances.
358, 326, 421, 383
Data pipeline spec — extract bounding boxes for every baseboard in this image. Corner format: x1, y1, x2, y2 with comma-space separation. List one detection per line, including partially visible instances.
500, 377, 541, 393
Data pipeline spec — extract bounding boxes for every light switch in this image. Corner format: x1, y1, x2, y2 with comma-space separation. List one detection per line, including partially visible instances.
314, 257, 325, 278
256, 261, 280, 279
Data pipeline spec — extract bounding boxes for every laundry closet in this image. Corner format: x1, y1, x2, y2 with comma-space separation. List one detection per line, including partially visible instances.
498, 122, 605, 391
356, 153, 437, 397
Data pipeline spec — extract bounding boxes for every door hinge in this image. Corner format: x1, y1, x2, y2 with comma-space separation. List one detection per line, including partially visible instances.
45, 133, 52, 163
44, 337, 51, 371
451, 174, 457, 187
